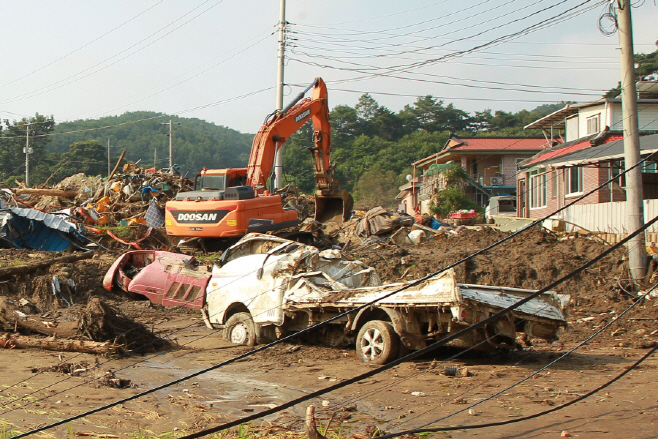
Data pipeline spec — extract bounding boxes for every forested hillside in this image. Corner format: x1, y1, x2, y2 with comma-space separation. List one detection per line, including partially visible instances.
0, 100, 563, 200
281, 95, 564, 206
49, 112, 253, 177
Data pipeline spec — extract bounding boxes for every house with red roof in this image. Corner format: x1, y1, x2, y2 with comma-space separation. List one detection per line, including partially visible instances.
397, 135, 549, 214
517, 87, 658, 228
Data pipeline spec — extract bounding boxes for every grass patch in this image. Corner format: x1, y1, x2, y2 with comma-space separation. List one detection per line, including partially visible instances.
94, 225, 132, 240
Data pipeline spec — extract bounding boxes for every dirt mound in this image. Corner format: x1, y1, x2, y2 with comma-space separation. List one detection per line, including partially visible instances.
0, 250, 171, 354
345, 226, 658, 348
346, 227, 627, 292
78, 298, 171, 353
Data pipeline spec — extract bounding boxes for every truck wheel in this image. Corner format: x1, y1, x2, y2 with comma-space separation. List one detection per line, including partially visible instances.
224, 312, 256, 347
356, 320, 399, 365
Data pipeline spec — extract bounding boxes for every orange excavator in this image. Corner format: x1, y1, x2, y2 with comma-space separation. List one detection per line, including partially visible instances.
164, 78, 353, 238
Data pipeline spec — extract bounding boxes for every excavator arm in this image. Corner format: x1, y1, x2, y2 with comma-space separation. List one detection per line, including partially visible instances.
246, 78, 353, 222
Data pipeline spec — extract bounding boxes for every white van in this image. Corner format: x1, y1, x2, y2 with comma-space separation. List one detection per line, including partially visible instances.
485, 195, 517, 223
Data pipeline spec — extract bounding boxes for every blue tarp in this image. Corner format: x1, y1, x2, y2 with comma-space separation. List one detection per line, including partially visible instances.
0, 208, 78, 251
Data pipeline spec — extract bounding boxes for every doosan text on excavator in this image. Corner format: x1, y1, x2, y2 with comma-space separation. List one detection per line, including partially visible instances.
164, 78, 353, 238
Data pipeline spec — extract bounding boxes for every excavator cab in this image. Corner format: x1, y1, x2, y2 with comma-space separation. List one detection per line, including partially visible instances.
314, 190, 354, 223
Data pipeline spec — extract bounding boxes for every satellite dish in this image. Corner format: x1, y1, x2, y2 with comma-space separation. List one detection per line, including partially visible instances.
406, 174, 413, 182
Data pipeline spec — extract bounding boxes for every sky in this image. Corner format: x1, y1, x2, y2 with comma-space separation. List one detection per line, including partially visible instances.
0, 0, 656, 135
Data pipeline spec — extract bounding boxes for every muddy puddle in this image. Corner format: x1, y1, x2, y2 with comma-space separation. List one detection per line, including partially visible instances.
120, 354, 312, 420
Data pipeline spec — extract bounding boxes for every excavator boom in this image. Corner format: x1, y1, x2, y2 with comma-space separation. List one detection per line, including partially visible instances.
246, 78, 352, 223
164, 77, 351, 239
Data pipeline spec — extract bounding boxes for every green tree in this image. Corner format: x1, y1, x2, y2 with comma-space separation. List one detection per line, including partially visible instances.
353, 166, 401, 209
0, 113, 55, 185
354, 94, 404, 140
281, 121, 316, 193
401, 95, 471, 133
430, 164, 480, 214
55, 140, 107, 179
50, 112, 253, 177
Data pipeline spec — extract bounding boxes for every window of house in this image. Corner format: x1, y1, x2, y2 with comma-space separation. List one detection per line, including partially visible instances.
530, 172, 547, 208
642, 161, 657, 173
565, 166, 583, 195
611, 160, 626, 187
586, 114, 600, 135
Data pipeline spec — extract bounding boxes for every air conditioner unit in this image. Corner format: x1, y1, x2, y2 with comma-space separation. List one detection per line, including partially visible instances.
489, 176, 504, 186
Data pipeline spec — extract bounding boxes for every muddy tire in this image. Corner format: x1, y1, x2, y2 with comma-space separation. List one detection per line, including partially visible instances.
356, 320, 399, 365
224, 312, 256, 347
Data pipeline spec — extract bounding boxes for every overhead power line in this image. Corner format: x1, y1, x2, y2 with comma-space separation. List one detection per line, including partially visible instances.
0, 0, 165, 91
0, 0, 225, 106
13, 129, 658, 437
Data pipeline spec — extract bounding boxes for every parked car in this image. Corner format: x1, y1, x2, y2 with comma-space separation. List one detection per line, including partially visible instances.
485, 195, 517, 223
104, 233, 566, 364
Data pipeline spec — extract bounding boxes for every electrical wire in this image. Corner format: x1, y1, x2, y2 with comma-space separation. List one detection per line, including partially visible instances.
6, 103, 653, 430
0, 0, 166, 91
89, 30, 275, 120
0, 252, 381, 411
295, 0, 604, 78
0, 0, 225, 106
0, 86, 273, 141
377, 343, 658, 437
290, 0, 593, 69
175, 214, 658, 439
13, 136, 652, 437
289, 0, 527, 48
388, 281, 654, 432
9, 164, 655, 437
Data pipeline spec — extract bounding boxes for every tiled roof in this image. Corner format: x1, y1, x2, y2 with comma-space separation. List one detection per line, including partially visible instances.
522, 132, 623, 167
445, 137, 548, 152
539, 133, 658, 167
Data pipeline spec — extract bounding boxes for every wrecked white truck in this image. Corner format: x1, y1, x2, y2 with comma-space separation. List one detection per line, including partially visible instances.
103, 233, 566, 364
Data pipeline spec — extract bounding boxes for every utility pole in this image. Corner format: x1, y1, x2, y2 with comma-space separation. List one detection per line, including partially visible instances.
24, 123, 31, 187
154, 148, 157, 169
161, 120, 180, 172
273, 0, 286, 190
617, 0, 645, 281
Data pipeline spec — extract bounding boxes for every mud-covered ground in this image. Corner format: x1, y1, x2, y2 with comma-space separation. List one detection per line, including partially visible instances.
0, 226, 657, 438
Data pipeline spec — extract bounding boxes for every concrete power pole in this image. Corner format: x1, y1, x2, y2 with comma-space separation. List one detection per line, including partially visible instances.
617, 0, 645, 281
24, 123, 30, 187
161, 120, 180, 172
273, 0, 286, 190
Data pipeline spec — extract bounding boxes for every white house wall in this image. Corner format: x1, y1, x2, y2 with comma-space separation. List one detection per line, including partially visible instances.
577, 104, 606, 138
561, 199, 658, 233
606, 102, 658, 132
566, 115, 579, 142
610, 102, 623, 131
638, 105, 658, 131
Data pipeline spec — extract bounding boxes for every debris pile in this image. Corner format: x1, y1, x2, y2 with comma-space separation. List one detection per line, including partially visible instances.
2, 167, 656, 357
1, 168, 192, 251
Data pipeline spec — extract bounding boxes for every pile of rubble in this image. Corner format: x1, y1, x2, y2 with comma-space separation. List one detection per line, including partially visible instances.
0, 167, 193, 251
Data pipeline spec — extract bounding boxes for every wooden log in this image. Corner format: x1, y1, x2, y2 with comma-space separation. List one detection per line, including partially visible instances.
14, 188, 78, 198
108, 150, 126, 181
95, 150, 126, 199
0, 251, 94, 278
14, 318, 77, 338
305, 406, 327, 439
412, 223, 439, 234
0, 333, 123, 355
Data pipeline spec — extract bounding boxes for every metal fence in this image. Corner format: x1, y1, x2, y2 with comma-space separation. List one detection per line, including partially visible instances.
561, 199, 658, 234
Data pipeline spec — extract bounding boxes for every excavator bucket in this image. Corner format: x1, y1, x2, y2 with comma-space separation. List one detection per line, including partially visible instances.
314, 190, 354, 224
